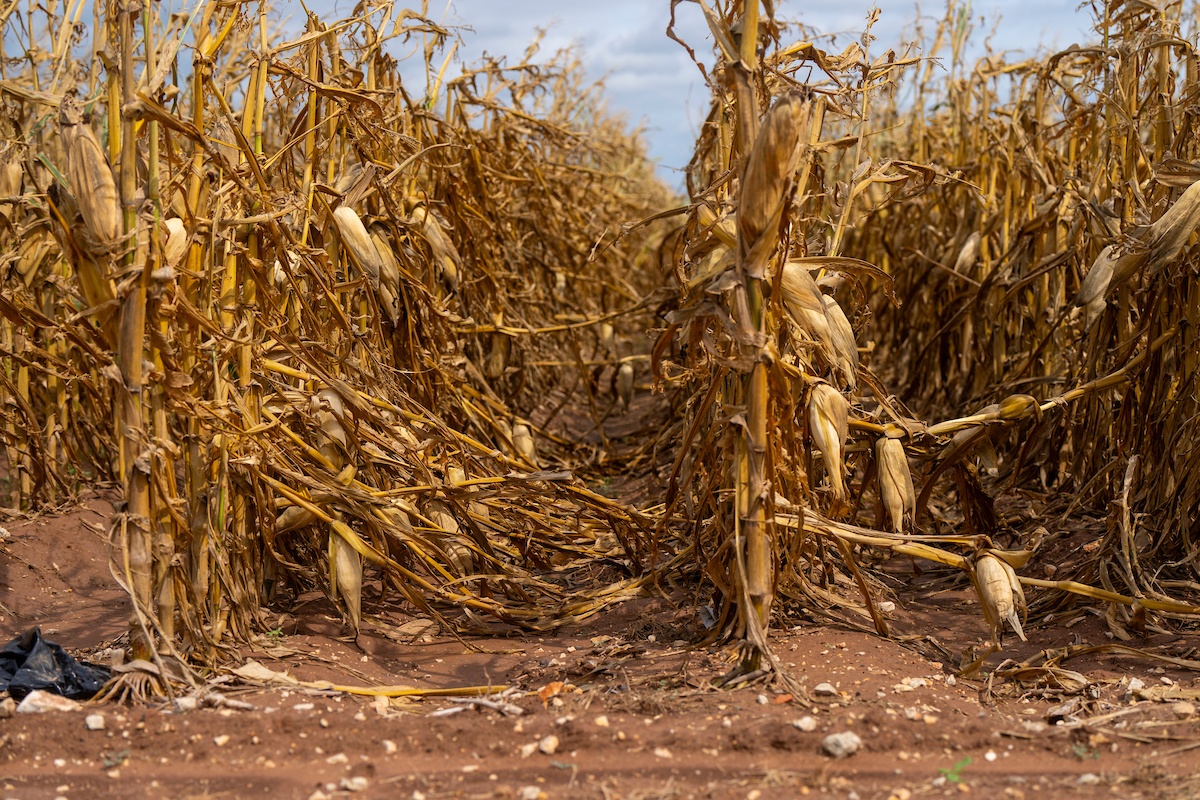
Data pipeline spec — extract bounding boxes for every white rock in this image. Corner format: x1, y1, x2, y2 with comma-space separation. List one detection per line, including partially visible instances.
519, 742, 538, 758
538, 734, 559, 755
0, 697, 15, 718
594, 715, 610, 727
16, 691, 80, 713
984, 750, 997, 762
1078, 773, 1101, 785
1172, 701, 1196, 719
793, 716, 818, 732
340, 776, 369, 792
85, 713, 106, 731
813, 682, 838, 697
213, 734, 230, 747
518, 787, 545, 800
822, 731, 862, 758
1127, 677, 1145, 692
383, 739, 398, 754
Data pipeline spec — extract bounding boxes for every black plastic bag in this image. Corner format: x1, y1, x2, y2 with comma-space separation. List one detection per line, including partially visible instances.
0, 627, 110, 700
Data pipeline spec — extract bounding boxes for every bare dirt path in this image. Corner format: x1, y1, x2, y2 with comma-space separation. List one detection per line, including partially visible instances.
1, 495, 1198, 800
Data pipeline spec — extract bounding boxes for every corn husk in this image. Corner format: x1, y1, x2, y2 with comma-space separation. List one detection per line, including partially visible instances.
808, 382, 849, 501
59, 97, 121, 251
876, 437, 914, 532
975, 553, 1027, 643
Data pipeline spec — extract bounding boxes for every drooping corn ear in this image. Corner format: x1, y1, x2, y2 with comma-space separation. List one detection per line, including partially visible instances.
426, 499, 474, 576
974, 553, 1027, 643
1075, 244, 1118, 307
876, 436, 915, 532
162, 218, 189, 268
333, 206, 384, 286
485, 313, 510, 380
1076, 179, 1200, 305
410, 203, 462, 289
329, 520, 363, 632
312, 388, 348, 470
0, 152, 22, 221
738, 92, 810, 280
953, 230, 981, 275
616, 363, 634, 413
599, 322, 615, 355
368, 223, 401, 324
59, 97, 121, 252
808, 382, 849, 501
820, 294, 859, 391
779, 261, 857, 390
512, 423, 540, 469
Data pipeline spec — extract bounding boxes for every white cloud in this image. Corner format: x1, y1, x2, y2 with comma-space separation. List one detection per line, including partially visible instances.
301, 1, 1099, 187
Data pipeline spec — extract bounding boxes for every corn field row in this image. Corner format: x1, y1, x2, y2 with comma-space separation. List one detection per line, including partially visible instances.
1, 0, 1198, 688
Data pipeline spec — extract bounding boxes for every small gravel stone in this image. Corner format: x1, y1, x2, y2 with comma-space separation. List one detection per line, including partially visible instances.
813, 682, 838, 697
756, 694, 770, 705
340, 776, 369, 792
984, 750, 998, 762
537, 734, 559, 755
1127, 677, 1145, 692
594, 715, 609, 727
792, 716, 818, 732
518, 787, 546, 800
85, 713, 106, 731
1077, 773, 1101, 785
1172, 701, 1196, 719
213, 734, 230, 747
0, 697, 15, 719
821, 730, 862, 758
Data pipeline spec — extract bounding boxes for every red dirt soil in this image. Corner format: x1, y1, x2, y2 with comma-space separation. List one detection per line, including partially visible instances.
1, 492, 1198, 800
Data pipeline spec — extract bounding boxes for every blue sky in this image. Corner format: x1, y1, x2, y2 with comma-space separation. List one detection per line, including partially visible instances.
306, 2, 1098, 185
